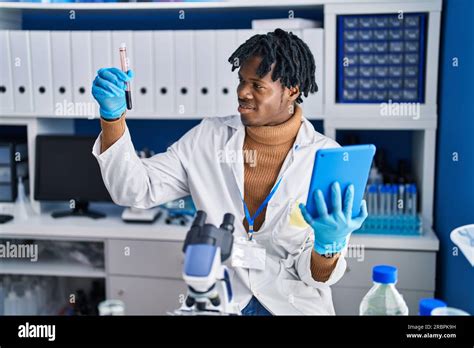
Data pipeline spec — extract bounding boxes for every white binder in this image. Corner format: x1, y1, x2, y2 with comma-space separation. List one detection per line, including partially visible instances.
194, 30, 216, 118
112, 31, 135, 116
174, 30, 195, 118
30, 31, 54, 115
132, 31, 154, 115
215, 30, 237, 117
91, 31, 112, 118
0, 30, 14, 115
302, 28, 324, 118
154, 31, 175, 117
91, 31, 112, 75
9, 30, 33, 113
51, 31, 73, 116
71, 31, 94, 118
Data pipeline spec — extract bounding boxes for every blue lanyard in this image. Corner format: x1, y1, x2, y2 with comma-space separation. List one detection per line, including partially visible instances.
242, 177, 283, 241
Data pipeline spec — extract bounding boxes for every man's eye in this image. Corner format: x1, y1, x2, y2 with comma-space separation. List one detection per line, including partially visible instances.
254, 83, 263, 89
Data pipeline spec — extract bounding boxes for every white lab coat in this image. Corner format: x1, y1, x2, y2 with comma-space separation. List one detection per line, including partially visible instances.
92, 112, 348, 315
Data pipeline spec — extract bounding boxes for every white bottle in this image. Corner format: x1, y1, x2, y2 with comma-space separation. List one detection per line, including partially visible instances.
24, 289, 38, 315
4, 290, 20, 315
368, 164, 383, 185
15, 176, 32, 220
34, 282, 46, 315
0, 280, 5, 315
360, 265, 409, 315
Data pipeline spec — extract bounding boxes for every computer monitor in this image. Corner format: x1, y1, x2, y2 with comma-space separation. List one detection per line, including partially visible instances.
35, 135, 112, 219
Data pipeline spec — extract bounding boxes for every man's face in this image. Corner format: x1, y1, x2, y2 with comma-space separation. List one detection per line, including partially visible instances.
237, 55, 299, 126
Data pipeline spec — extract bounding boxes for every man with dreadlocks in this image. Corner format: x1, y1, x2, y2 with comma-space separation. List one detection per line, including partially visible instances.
91, 28, 367, 315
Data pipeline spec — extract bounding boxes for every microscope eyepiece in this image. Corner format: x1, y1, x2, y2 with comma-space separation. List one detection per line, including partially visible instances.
192, 210, 207, 228
220, 213, 235, 233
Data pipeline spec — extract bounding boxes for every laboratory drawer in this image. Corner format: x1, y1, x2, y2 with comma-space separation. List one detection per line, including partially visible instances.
108, 275, 186, 315
332, 286, 433, 315
107, 239, 184, 279
337, 249, 436, 291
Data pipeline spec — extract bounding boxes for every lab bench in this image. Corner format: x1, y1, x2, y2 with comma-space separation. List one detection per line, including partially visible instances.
0, 203, 438, 315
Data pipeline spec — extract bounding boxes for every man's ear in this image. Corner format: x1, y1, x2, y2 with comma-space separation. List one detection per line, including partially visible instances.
287, 86, 300, 102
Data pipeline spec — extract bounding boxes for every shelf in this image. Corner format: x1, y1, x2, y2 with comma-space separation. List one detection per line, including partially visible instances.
0, 0, 317, 11
324, 115, 437, 130
350, 225, 439, 251
0, 0, 403, 11
0, 257, 106, 278
0, 203, 189, 242
0, 202, 439, 251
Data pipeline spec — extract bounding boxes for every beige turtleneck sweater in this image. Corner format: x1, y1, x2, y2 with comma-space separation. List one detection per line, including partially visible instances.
99, 108, 339, 282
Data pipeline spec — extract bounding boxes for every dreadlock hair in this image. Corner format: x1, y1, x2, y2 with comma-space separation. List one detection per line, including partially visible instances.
228, 28, 318, 104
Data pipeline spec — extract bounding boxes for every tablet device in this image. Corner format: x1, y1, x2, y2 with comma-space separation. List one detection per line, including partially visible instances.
305, 144, 376, 218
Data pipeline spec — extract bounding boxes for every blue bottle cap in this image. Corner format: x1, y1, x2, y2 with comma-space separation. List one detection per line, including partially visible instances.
419, 298, 447, 316
372, 265, 398, 284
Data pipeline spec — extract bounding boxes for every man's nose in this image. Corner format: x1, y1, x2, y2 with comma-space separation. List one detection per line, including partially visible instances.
237, 83, 252, 99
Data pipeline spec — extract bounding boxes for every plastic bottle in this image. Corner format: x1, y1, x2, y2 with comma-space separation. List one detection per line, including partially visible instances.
98, 299, 125, 316
0, 279, 5, 315
368, 164, 383, 185
419, 298, 447, 316
14, 176, 33, 220
24, 288, 38, 315
4, 290, 20, 315
360, 265, 409, 315
34, 281, 47, 315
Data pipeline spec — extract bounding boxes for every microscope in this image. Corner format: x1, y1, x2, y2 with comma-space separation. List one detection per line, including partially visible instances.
173, 211, 241, 315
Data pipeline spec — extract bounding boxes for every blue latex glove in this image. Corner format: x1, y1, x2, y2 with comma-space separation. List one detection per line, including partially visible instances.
299, 182, 368, 255
91, 67, 134, 120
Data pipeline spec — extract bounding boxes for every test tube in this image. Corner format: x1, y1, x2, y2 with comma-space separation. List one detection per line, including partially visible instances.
408, 184, 417, 215
391, 184, 398, 215
119, 43, 132, 110
379, 184, 386, 215
385, 184, 392, 215
398, 184, 405, 215
368, 184, 378, 215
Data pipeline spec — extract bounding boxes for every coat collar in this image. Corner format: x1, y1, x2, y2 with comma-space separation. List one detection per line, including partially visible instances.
221, 109, 326, 198
222, 112, 324, 149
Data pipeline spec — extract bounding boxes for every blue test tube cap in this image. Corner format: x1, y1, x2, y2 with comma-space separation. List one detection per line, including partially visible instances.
368, 184, 378, 193
419, 298, 447, 316
407, 184, 417, 193
372, 265, 398, 284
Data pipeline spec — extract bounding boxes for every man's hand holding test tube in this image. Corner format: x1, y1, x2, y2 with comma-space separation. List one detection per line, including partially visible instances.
92, 43, 134, 121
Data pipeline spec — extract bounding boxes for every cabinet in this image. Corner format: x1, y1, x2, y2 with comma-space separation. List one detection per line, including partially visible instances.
332, 248, 437, 315
106, 239, 186, 315
108, 276, 186, 315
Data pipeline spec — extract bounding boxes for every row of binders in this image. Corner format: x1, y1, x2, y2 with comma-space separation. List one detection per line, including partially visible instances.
0, 29, 323, 119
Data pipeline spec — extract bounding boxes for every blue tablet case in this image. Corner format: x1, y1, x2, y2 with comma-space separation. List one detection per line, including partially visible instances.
306, 144, 376, 218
